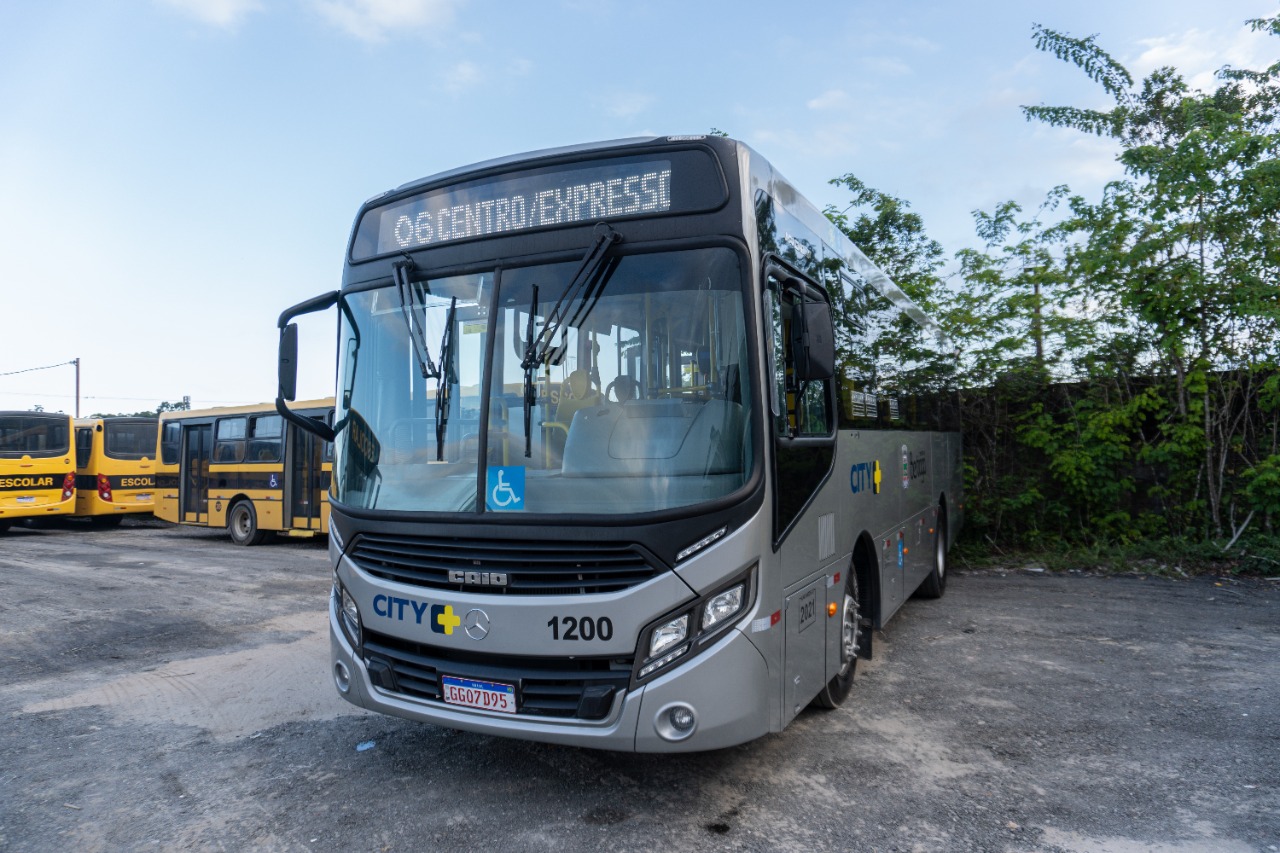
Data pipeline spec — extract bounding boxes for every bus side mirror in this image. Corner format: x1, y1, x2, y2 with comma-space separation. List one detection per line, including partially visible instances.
792, 299, 835, 382
278, 323, 299, 402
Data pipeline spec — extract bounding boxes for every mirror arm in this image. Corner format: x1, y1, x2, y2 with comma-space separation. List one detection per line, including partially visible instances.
276, 291, 339, 443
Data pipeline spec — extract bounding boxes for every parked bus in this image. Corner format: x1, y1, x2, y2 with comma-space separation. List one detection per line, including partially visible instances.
0, 411, 76, 532
154, 400, 333, 545
72, 417, 158, 525
278, 135, 963, 751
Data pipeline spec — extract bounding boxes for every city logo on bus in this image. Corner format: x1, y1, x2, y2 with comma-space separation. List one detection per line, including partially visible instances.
850, 460, 881, 495
371, 594, 466, 636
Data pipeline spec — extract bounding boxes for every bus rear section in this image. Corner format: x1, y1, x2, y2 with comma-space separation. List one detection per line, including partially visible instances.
0, 411, 75, 531
155, 400, 332, 545
73, 417, 158, 525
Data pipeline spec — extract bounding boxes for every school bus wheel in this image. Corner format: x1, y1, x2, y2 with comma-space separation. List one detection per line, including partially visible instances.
228, 500, 269, 546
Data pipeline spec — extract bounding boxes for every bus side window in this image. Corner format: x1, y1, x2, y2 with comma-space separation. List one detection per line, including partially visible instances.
214, 418, 247, 463
247, 415, 283, 462
766, 274, 834, 438
160, 422, 181, 465
76, 428, 93, 469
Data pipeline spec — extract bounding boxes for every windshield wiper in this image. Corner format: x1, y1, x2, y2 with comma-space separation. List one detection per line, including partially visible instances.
521, 286, 539, 458
522, 223, 621, 372
393, 258, 440, 380
519, 223, 622, 457
434, 297, 457, 461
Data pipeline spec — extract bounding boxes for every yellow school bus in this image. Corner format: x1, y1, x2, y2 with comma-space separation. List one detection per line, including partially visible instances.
0, 410, 76, 532
72, 417, 158, 525
155, 399, 332, 545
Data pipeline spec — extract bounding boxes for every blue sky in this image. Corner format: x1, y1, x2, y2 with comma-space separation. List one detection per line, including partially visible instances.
2, 0, 1275, 414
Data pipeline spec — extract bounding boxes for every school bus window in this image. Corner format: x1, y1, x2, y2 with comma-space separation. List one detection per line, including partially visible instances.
160, 422, 181, 465
247, 415, 283, 462
105, 420, 156, 460
214, 417, 247, 463
0, 415, 70, 456
76, 428, 93, 468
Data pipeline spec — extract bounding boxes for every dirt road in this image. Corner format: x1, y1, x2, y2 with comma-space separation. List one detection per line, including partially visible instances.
1, 518, 1276, 852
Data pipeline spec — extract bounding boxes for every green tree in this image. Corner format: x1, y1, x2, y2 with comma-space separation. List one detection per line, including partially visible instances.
1024, 17, 1280, 540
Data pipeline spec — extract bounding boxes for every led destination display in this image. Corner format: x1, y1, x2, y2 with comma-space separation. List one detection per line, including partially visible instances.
375, 161, 670, 255
349, 147, 728, 261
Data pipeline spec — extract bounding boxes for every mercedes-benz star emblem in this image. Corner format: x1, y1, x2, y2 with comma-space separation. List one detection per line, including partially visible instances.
464, 608, 490, 640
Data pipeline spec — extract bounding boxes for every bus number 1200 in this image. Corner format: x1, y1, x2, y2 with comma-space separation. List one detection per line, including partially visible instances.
547, 616, 614, 641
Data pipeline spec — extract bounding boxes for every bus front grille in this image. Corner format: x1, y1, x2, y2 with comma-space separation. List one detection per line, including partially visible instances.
348, 533, 662, 595
361, 629, 631, 721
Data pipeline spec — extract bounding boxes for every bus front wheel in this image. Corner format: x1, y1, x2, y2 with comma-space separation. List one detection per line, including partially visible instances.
813, 572, 862, 709
228, 501, 268, 546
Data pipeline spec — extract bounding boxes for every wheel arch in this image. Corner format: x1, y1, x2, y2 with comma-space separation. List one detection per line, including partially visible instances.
852, 531, 879, 655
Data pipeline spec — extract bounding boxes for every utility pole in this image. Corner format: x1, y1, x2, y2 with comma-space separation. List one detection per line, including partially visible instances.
73, 357, 80, 418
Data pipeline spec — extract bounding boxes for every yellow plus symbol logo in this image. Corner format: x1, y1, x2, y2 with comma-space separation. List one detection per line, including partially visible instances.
436, 605, 461, 635
873, 460, 882, 494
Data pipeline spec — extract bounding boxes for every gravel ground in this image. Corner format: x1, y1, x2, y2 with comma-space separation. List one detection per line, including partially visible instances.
1, 517, 1277, 852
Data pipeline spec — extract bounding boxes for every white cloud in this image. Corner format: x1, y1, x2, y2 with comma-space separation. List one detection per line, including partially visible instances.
598, 92, 655, 119
441, 60, 483, 93
1132, 20, 1277, 93
156, 0, 263, 28
807, 89, 853, 111
861, 56, 913, 77
312, 0, 463, 42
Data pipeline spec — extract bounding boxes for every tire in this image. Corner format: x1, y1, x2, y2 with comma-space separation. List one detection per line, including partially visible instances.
90, 515, 124, 528
813, 572, 863, 709
228, 501, 268, 546
917, 512, 947, 599
0, 519, 11, 534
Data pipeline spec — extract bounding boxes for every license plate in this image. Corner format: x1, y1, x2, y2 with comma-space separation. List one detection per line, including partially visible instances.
16, 496, 34, 504
440, 675, 516, 714
135, 494, 152, 502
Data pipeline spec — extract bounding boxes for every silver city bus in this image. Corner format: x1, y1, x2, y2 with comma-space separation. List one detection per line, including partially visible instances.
278, 135, 963, 752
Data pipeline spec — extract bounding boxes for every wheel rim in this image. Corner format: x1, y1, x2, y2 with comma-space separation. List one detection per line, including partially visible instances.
935, 526, 946, 582
232, 507, 250, 538
840, 592, 859, 673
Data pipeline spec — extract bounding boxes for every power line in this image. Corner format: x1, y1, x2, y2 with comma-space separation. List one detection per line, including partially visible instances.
0, 390, 252, 404
0, 360, 76, 378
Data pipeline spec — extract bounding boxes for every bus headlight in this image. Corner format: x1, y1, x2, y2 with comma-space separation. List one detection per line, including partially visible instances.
633, 565, 756, 684
701, 584, 744, 630
337, 583, 361, 647
648, 614, 688, 658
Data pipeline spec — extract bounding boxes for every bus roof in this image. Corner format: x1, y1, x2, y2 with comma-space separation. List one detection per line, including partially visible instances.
371, 136, 663, 205
361, 134, 943, 340
157, 398, 335, 422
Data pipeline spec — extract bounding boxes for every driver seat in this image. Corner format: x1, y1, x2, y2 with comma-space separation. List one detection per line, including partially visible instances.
548, 370, 601, 456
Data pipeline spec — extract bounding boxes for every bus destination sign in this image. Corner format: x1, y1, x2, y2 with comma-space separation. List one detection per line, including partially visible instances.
370, 160, 672, 257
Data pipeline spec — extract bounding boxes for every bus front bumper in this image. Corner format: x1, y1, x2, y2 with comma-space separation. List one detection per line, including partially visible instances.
329, 594, 773, 752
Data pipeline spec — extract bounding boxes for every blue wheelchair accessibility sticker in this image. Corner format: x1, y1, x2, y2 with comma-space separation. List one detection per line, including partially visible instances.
486, 466, 525, 511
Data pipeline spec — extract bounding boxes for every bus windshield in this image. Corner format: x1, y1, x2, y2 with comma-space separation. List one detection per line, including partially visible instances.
332, 246, 754, 515
0, 414, 70, 458
104, 419, 157, 460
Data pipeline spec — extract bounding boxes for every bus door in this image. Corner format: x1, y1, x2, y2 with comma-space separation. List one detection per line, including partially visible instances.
286, 425, 324, 530
181, 424, 212, 523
